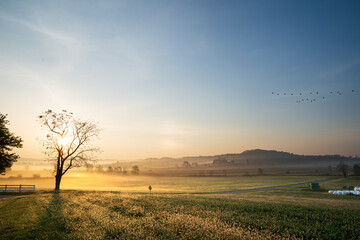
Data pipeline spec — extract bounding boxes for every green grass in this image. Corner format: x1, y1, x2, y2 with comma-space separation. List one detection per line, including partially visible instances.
0, 174, 334, 193
1, 176, 360, 239
1, 190, 360, 239
320, 176, 360, 190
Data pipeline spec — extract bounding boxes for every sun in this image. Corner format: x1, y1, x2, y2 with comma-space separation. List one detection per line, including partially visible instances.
57, 136, 72, 147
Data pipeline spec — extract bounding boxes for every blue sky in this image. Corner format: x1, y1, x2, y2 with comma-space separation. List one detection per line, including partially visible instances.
0, 0, 359, 159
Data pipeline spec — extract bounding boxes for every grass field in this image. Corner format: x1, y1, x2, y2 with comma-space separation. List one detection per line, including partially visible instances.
1, 176, 360, 239
0, 172, 333, 193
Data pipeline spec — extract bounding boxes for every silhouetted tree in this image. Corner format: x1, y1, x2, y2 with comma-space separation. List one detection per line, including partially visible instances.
0, 114, 23, 174
131, 165, 140, 174
337, 161, 350, 177
85, 163, 94, 172
107, 166, 114, 173
114, 166, 122, 174
353, 164, 360, 176
182, 161, 190, 168
96, 165, 104, 172
213, 158, 228, 165
38, 110, 100, 190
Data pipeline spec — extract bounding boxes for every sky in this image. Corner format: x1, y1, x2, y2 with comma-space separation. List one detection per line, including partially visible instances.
0, 0, 360, 160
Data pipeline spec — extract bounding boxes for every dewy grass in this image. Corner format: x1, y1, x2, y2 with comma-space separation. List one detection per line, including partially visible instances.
0, 174, 333, 193
1, 191, 360, 239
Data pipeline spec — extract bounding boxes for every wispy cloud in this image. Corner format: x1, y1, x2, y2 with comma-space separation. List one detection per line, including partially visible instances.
321, 58, 360, 79
0, 13, 83, 50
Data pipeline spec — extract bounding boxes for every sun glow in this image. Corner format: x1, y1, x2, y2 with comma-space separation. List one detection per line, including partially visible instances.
57, 136, 72, 147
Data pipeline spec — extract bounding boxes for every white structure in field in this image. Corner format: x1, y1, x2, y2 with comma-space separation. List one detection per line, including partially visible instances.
329, 187, 360, 195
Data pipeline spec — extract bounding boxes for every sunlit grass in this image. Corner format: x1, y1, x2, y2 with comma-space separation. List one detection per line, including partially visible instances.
0, 173, 333, 193
1, 190, 360, 239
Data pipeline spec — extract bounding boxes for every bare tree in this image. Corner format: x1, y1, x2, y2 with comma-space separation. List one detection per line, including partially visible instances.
337, 161, 350, 177
38, 110, 100, 190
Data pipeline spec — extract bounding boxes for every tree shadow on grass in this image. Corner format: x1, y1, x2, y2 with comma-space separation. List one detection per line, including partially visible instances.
25, 192, 70, 240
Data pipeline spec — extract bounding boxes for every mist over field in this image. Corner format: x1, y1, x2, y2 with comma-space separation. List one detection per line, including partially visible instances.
1, 0, 360, 239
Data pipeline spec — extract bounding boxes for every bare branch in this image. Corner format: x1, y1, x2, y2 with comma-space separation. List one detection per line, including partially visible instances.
38, 110, 100, 190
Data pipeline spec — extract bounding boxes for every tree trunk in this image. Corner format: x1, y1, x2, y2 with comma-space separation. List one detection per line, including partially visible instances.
55, 174, 62, 191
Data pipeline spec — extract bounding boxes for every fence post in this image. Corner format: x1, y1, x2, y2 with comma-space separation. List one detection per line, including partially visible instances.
19, 184, 22, 192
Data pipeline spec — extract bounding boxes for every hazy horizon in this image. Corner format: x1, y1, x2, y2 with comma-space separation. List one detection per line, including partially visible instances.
1, 0, 360, 160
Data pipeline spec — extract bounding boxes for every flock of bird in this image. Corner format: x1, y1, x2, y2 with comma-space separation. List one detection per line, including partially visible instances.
272, 90, 356, 103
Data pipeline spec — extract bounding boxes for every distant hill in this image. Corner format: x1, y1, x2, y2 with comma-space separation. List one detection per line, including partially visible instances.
216, 149, 359, 167
109, 149, 360, 168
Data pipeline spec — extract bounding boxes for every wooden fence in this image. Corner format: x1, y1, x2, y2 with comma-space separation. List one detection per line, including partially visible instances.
0, 185, 35, 192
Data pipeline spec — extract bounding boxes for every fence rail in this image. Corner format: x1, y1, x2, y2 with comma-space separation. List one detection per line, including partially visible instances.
0, 185, 35, 192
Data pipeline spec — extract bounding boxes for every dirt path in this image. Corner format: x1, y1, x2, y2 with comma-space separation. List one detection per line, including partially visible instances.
223, 177, 342, 194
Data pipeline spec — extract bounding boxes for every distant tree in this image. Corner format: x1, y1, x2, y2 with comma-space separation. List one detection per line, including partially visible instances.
107, 166, 114, 173
0, 114, 23, 175
33, 174, 41, 179
131, 165, 140, 174
122, 168, 128, 175
85, 163, 94, 172
96, 165, 104, 172
191, 162, 198, 167
257, 168, 264, 175
353, 164, 360, 176
38, 110, 100, 190
114, 166, 122, 174
337, 161, 350, 177
213, 158, 228, 165
148, 185, 152, 195
182, 161, 190, 168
